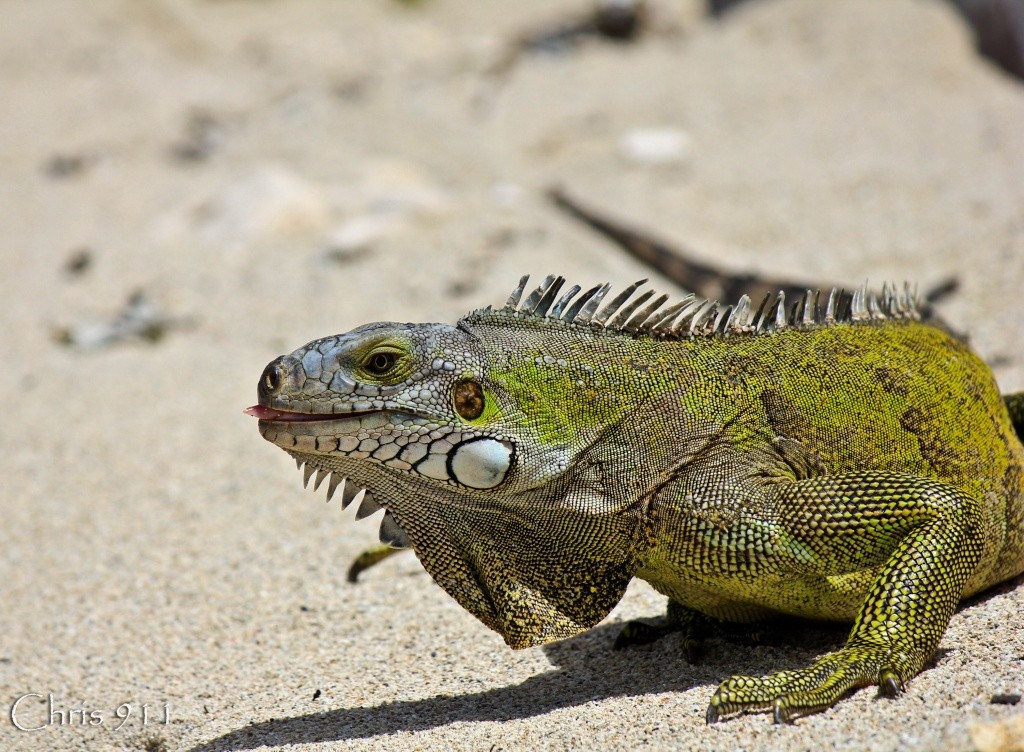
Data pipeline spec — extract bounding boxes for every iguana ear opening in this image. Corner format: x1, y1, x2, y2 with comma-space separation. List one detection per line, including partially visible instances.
453, 379, 486, 421
391, 501, 637, 648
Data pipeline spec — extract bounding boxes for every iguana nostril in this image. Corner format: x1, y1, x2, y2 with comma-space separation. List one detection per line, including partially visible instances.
257, 355, 308, 403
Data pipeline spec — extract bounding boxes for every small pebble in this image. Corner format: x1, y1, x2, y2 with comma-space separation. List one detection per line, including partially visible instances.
618, 127, 691, 166
64, 247, 93, 277
324, 215, 397, 257
198, 166, 329, 245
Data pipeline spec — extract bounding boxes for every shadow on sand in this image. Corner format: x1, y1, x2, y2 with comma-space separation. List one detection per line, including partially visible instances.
186, 618, 849, 750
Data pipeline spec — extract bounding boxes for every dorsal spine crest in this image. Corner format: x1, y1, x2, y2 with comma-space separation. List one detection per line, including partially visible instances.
482, 275, 920, 339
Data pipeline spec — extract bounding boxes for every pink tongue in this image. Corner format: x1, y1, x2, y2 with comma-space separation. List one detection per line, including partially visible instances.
243, 405, 347, 422
244, 405, 291, 420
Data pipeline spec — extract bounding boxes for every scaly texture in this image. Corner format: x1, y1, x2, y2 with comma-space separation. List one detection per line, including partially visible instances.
246, 275, 1024, 723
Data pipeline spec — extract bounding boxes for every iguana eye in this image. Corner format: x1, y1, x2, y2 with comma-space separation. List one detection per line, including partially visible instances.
364, 351, 397, 375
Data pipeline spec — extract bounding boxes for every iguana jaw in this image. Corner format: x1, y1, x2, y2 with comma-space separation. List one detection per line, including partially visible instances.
248, 401, 515, 491
246, 399, 523, 558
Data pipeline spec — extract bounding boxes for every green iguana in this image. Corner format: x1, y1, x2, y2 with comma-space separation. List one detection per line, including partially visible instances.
246, 275, 1024, 723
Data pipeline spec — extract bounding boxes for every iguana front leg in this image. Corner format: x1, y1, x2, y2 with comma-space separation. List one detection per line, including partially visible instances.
706, 472, 984, 724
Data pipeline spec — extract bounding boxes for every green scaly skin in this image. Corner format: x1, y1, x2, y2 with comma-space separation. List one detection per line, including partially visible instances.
247, 277, 1024, 723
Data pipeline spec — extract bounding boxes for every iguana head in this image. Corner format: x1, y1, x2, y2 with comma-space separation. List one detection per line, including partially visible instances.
246, 281, 649, 647
248, 319, 553, 497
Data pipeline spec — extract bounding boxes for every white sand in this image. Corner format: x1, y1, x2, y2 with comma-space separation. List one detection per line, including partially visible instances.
1, 1, 1022, 750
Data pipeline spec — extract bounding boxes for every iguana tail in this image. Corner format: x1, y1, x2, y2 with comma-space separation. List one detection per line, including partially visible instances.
547, 186, 957, 316
1004, 393, 1024, 441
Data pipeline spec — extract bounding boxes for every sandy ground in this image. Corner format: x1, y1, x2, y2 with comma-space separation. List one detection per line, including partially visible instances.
1, 1, 1023, 750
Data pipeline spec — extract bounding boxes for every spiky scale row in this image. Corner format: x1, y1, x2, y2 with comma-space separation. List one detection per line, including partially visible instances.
500, 275, 920, 339
293, 457, 410, 549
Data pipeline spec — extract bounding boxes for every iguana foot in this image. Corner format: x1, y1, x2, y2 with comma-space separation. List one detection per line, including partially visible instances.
613, 601, 706, 662
705, 642, 917, 724
346, 545, 405, 583
614, 618, 679, 647
614, 602, 729, 663
615, 602, 774, 664
614, 619, 704, 662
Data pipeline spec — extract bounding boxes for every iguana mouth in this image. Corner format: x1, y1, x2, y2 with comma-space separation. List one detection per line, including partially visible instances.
244, 405, 381, 422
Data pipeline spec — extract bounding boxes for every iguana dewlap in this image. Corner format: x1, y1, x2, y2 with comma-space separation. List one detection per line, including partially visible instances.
247, 275, 1024, 723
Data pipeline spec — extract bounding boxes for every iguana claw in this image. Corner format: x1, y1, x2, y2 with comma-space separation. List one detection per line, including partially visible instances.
705, 703, 720, 725
879, 672, 903, 698
773, 699, 794, 725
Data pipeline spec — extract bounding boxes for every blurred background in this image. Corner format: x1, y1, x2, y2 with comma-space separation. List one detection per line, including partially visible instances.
1, 2, 1022, 751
